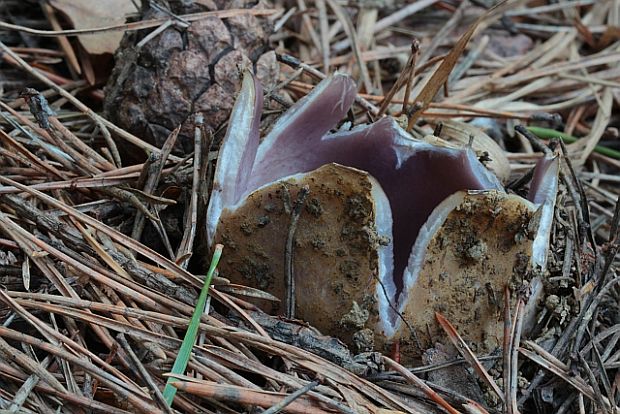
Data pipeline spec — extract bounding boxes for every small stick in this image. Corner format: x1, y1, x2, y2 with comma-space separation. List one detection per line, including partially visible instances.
514, 125, 551, 155
509, 300, 525, 414
325, 0, 373, 93
436, 312, 506, 404
117, 333, 173, 414
284, 185, 310, 319
262, 381, 319, 414
135, 152, 160, 191
0, 8, 277, 37
382, 356, 461, 414
402, 40, 420, 115
502, 286, 512, 412
176, 114, 204, 268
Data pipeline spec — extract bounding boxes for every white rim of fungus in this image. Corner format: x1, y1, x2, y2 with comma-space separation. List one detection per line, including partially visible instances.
207, 72, 259, 245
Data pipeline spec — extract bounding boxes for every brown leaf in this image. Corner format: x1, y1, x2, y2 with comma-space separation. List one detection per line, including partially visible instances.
49, 0, 138, 55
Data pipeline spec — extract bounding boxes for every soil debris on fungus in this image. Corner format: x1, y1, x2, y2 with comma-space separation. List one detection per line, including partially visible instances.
215, 163, 389, 346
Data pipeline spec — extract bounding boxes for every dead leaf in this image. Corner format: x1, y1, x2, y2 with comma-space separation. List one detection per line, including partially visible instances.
49, 0, 138, 55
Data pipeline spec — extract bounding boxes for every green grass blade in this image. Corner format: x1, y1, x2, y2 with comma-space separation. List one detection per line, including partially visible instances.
526, 126, 620, 159
162, 244, 223, 406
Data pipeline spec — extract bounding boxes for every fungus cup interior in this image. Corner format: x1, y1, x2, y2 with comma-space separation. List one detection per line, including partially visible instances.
207, 71, 559, 342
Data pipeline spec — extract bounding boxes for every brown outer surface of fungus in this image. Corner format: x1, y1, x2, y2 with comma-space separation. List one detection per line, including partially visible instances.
214, 164, 387, 347
396, 190, 536, 357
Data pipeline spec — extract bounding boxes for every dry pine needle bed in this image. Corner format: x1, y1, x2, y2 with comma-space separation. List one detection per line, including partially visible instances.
0, 1, 618, 413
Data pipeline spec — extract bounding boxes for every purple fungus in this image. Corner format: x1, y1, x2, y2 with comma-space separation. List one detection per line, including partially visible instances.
210, 72, 501, 291
207, 71, 560, 351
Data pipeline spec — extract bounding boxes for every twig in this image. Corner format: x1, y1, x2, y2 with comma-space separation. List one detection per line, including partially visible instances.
176, 114, 204, 268
284, 185, 309, 319
382, 356, 461, 414
508, 300, 525, 414
402, 40, 420, 115
435, 312, 505, 405
502, 286, 512, 412
262, 381, 319, 414
0, 9, 278, 37
325, 0, 373, 93
117, 333, 173, 414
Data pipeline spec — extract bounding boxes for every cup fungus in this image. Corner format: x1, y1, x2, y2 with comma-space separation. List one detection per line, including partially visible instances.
207, 71, 559, 355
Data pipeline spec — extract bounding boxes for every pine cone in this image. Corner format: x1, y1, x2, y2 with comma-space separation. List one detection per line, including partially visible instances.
104, 0, 277, 158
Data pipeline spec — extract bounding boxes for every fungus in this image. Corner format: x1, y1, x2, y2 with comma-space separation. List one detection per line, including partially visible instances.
207, 72, 559, 355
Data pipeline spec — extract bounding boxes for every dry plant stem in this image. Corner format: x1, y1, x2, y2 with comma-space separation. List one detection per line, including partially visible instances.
0, 176, 132, 194
262, 381, 320, 414
176, 115, 203, 268
518, 317, 580, 405
559, 140, 597, 254
331, 0, 439, 53
0, 362, 131, 414
30, 100, 115, 173
502, 286, 512, 411
506, 0, 596, 16
0, 203, 191, 319
377, 380, 474, 413
325, 0, 372, 93
94, 115, 122, 168
202, 346, 337, 399
170, 380, 331, 414
117, 334, 173, 414
136, 20, 175, 49
6, 355, 51, 412
402, 40, 420, 114
132, 154, 160, 227
103, 186, 158, 222
450, 35, 489, 85
0, 215, 139, 372
514, 125, 551, 155
382, 356, 460, 414
435, 313, 505, 404
296, 0, 322, 60
0, 8, 277, 37
520, 341, 611, 410
509, 300, 525, 414
418, 0, 467, 67
284, 185, 309, 319
0, 176, 216, 309
580, 338, 612, 410
49, 117, 113, 169
76, 226, 168, 361
0, 128, 65, 180
0, 335, 66, 393
406, 1, 502, 130
318, 45, 414, 68
130, 126, 180, 256
39, 2, 81, 76
316, 0, 329, 73
224, 332, 410, 412
377, 43, 416, 117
